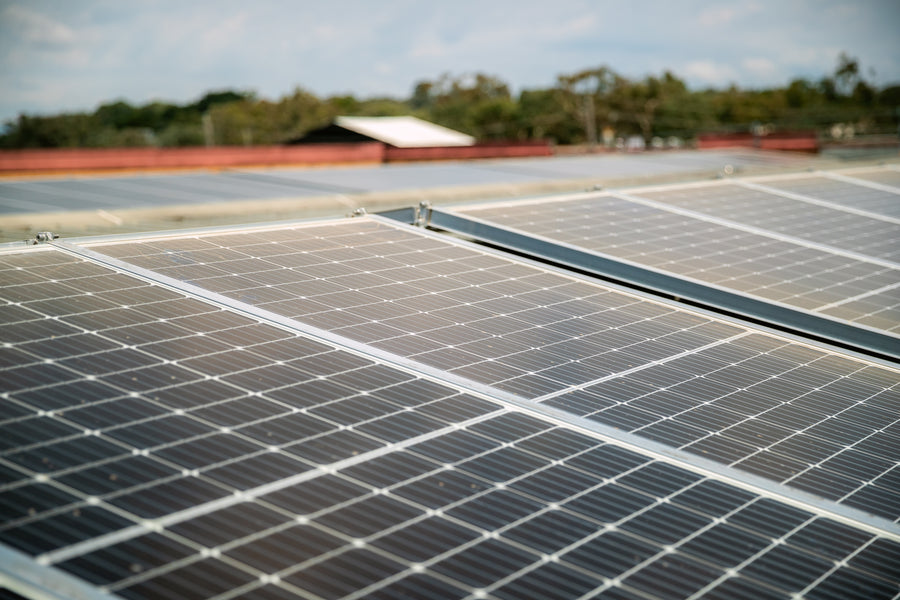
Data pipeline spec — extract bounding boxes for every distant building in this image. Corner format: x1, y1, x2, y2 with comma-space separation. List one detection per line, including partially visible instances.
290, 116, 476, 148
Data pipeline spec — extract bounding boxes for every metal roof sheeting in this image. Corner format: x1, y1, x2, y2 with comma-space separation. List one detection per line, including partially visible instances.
334, 116, 475, 148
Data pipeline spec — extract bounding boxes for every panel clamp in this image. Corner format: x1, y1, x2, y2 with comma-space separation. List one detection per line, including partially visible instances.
414, 201, 432, 227
28, 232, 59, 245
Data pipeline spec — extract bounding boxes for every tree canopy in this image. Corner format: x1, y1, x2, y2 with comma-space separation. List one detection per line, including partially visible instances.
2, 56, 897, 149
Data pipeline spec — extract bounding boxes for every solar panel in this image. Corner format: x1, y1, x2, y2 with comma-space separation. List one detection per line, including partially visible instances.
749, 174, 900, 218
452, 188, 900, 335
827, 167, 900, 191
0, 149, 812, 220
0, 174, 349, 216
633, 182, 900, 262
63, 216, 900, 521
3, 165, 900, 599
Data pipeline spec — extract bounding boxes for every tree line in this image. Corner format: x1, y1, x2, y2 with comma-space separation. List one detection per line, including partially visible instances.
2, 54, 898, 149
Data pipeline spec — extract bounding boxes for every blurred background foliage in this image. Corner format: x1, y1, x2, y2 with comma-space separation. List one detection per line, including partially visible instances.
2, 54, 897, 148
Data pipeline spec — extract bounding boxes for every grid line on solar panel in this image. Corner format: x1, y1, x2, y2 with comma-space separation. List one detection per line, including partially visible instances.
628, 183, 900, 264
737, 178, 900, 223
454, 192, 900, 333
76, 217, 900, 522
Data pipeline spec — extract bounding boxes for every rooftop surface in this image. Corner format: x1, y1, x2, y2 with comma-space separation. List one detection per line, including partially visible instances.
1, 149, 839, 243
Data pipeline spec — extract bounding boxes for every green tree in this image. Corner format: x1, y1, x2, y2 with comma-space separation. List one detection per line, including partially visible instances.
556, 66, 621, 144
834, 53, 860, 97
418, 73, 517, 139
518, 88, 578, 142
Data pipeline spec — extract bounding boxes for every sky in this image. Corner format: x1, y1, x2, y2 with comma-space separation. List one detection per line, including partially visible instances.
1, 0, 899, 124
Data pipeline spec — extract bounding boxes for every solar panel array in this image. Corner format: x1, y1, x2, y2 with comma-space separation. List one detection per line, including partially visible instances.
826, 167, 900, 192
456, 168, 900, 334
635, 183, 899, 262
0, 149, 809, 217
753, 174, 900, 218
2, 163, 899, 600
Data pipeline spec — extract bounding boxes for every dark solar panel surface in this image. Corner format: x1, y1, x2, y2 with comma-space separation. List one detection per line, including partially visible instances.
753, 175, 900, 218
634, 182, 900, 262
84, 218, 900, 522
459, 193, 900, 333
4, 248, 898, 599
543, 336, 900, 521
